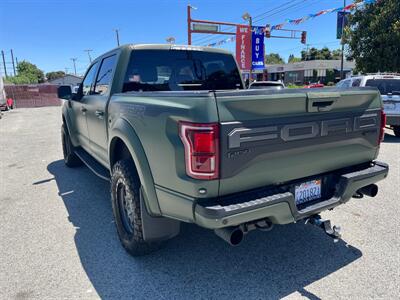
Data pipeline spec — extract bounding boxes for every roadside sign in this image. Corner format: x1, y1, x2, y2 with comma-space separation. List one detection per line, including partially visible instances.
252, 26, 265, 71
337, 12, 350, 39
236, 25, 251, 71
192, 23, 219, 32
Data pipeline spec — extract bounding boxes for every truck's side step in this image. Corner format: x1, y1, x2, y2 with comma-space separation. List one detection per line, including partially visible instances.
74, 147, 110, 181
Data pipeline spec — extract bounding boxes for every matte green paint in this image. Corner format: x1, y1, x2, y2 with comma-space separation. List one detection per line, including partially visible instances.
61, 44, 386, 231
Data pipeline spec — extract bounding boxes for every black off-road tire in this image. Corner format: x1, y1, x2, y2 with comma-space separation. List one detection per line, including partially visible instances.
393, 126, 400, 137
61, 124, 83, 167
111, 159, 161, 256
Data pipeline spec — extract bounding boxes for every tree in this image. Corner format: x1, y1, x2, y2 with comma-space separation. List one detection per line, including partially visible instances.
331, 49, 342, 60
288, 54, 301, 63
5, 60, 45, 84
265, 53, 285, 64
347, 0, 400, 73
316, 47, 332, 60
46, 71, 66, 81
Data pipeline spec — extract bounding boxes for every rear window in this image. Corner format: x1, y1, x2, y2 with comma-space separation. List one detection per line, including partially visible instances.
365, 79, 400, 95
123, 50, 243, 92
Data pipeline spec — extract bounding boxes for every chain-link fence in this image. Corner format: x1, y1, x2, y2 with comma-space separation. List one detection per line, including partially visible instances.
4, 84, 60, 108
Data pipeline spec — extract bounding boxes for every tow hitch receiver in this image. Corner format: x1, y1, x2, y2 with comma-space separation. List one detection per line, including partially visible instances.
305, 215, 342, 242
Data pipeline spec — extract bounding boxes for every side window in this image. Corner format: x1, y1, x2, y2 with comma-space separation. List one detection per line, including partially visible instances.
342, 80, 351, 88
94, 55, 117, 95
82, 63, 99, 96
352, 79, 361, 87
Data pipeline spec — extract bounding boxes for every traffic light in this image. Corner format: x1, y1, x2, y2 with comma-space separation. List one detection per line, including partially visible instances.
301, 31, 307, 44
265, 24, 271, 38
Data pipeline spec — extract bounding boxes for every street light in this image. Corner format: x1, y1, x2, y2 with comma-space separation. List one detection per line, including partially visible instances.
242, 12, 253, 82
166, 37, 176, 44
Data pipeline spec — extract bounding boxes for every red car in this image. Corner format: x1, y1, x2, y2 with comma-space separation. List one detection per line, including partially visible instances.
305, 83, 325, 88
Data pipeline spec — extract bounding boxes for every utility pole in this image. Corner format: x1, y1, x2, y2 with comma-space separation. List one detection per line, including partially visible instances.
1, 50, 8, 77
113, 29, 120, 46
340, 0, 346, 80
71, 58, 77, 75
84, 49, 93, 63
10, 49, 16, 76
242, 12, 252, 82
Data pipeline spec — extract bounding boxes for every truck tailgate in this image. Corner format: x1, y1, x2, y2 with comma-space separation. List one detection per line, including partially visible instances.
215, 88, 383, 196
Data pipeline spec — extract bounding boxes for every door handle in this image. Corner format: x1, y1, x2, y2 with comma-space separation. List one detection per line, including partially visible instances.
95, 110, 104, 118
81, 107, 87, 113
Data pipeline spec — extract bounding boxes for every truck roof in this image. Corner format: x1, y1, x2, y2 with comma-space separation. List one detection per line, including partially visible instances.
111, 43, 232, 55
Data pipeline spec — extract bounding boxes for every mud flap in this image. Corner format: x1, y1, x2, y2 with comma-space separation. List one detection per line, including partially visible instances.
140, 189, 180, 242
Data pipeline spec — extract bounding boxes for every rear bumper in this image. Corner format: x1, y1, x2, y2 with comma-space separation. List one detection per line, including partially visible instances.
194, 161, 389, 229
386, 115, 400, 126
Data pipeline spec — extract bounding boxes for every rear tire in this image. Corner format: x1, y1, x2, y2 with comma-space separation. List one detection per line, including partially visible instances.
61, 124, 83, 167
111, 159, 161, 256
393, 126, 400, 137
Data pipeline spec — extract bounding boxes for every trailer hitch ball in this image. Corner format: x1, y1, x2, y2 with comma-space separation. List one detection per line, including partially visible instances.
306, 215, 342, 242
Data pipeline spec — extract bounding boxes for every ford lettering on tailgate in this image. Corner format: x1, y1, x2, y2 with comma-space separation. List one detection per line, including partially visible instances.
227, 113, 379, 149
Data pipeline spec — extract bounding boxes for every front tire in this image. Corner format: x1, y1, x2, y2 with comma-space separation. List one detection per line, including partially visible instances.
111, 159, 161, 256
61, 124, 83, 167
393, 126, 400, 137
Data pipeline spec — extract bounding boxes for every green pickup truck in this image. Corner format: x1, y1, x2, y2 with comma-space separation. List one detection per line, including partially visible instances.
58, 44, 389, 256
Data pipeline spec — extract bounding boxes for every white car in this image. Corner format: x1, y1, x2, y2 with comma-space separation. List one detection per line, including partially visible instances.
337, 74, 400, 137
249, 81, 285, 90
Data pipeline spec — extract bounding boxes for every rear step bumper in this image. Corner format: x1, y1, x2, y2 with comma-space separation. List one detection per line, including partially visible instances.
194, 161, 389, 229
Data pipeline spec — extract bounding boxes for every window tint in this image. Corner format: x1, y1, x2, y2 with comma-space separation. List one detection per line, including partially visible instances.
365, 79, 400, 95
352, 79, 361, 87
82, 63, 99, 96
123, 50, 243, 92
94, 55, 117, 95
341, 80, 351, 88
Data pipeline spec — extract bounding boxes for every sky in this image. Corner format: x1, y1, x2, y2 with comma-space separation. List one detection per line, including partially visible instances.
0, 0, 347, 76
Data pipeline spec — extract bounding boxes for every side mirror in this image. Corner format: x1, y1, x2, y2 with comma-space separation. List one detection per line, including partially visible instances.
58, 85, 72, 100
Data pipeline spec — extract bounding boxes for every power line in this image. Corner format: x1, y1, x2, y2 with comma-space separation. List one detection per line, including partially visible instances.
190, 0, 306, 45
193, 0, 310, 46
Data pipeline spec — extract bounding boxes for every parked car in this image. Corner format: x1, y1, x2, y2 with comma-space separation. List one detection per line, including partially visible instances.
57, 44, 388, 256
249, 81, 285, 90
0, 76, 7, 111
305, 83, 325, 88
337, 74, 400, 137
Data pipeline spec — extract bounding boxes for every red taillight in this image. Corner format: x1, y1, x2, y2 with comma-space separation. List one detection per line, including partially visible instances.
179, 121, 219, 180
379, 109, 386, 143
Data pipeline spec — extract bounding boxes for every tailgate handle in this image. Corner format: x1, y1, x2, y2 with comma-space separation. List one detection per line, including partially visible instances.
312, 101, 334, 108
307, 92, 340, 112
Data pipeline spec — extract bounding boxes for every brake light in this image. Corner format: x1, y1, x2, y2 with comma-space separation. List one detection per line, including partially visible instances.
179, 121, 219, 180
379, 109, 386, 143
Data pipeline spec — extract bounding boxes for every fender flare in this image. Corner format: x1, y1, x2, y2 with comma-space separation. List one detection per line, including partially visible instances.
109, 118, 161, 216
61, 105, 79, 147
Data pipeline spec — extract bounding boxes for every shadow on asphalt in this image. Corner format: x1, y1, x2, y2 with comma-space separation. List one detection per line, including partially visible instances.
383, 132, 400, 143
47, 160, 362, 299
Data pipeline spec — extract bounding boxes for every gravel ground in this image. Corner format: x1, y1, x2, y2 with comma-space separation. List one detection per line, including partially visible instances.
0, 106, 399, 299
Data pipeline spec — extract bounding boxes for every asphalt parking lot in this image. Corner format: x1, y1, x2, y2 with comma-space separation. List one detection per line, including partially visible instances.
0, 106, 399, 299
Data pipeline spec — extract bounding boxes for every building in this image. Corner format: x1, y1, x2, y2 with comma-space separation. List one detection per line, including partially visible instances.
48, 74, 82, 86
264, 60, 356, 85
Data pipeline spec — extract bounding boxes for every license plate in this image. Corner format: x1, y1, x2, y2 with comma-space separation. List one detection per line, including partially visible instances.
295, 179, 321, 205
